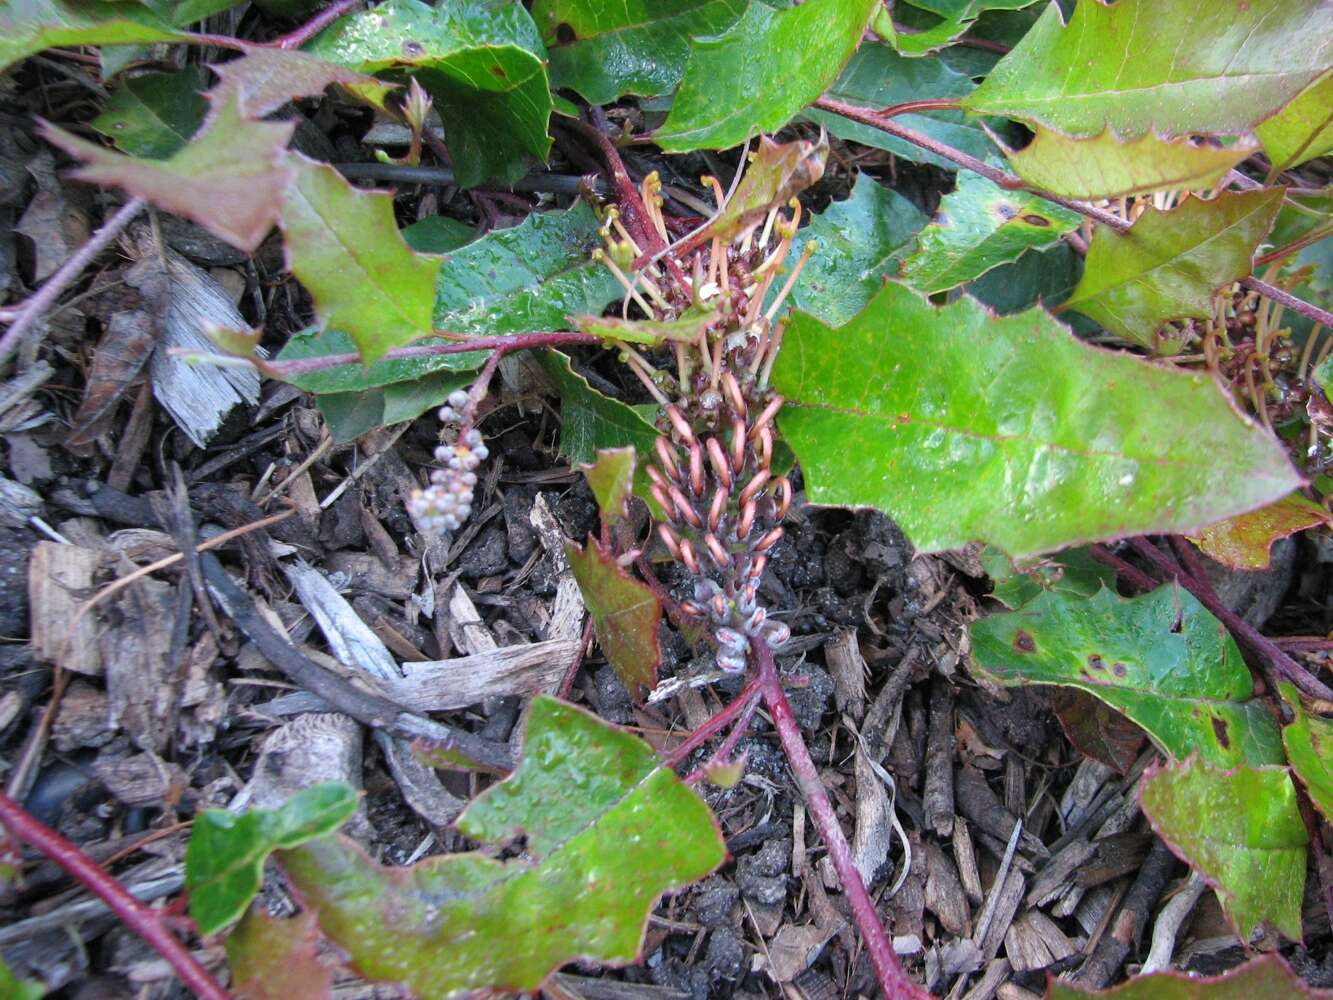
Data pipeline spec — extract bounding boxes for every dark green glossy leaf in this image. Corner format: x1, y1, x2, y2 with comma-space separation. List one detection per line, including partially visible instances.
306, 0, 551, 187
772, 283, 1301, 558
901, 170, 1080, 294
1064, 189, 1283, 350
317, 370, 474, 442
186, 783, 358, 935
979, 546, 1114, 610
401, 215, 477, 254
970, 584, 1284, 768
1192, 494, 1331, 571
566, 536, 661, 698
1141, 759, 1305, 941
788, 173, 927, 326
280, 697, 725, 997
1047, 956, 1333, 1000
539, 351, 659, 465
92, 68, 207, 159
1257, 74, 1333, 173
0, 0, 183, 74
655, 0, 878, 151
964, 242, 1082, 315
225, 908, 333, 1000
1279, 682, 1333, 827
803, 43, 992, 170
873, 0, 1037, 57
535, 0, 746, 104
963, 0, 1333, 139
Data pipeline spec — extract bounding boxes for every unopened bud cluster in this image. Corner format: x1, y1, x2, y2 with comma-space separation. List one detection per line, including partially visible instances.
407, 390, 488, 533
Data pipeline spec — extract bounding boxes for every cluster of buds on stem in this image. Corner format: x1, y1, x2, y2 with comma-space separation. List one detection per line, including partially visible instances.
407, 389, 489, 532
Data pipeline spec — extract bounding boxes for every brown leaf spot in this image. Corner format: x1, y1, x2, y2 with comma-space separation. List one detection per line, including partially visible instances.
1013, 629, 1036, 653
1020, 213, 1051, 226
1112, 662, 1127, 677
1088, 653, 1106, 671
1212, 716, 1231, 749
490, 65, 507, 78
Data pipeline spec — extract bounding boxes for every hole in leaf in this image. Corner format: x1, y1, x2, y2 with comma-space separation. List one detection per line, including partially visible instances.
1212, 716, 1231, 749
555, 22, 576, 43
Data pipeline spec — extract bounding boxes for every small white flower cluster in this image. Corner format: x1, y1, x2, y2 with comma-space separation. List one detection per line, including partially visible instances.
407, 391, 489, 533
693, 577, 791, 673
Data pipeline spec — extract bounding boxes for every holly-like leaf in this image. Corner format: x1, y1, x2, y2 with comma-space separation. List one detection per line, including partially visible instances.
92, 68, 207, 159
534, 0, 746, 104
185, 782, 358, 935
804, 43, 993, 170
1279, 682, 1333, 827
279, 155, 441, 365
280, 697, 725, 998
978, 546, 1115, 610
1046, 955, 1333, 1000
1140, 758, 1306, 942
966, 242, 1083, 315
539, 351, 659, 465
566, 536, 661, 698
209, 47, 396, 119
655, 0, 879, 152
0, 0, 183, 73
772, 283, 1301, 558
901, 170, 1081, 294
969, 584, 1284, 768
40, 95, 294, 252
1191, 494, 1332, 571
963, 0, 1333, 139
306, 0, 551, 187
873, 0, 1038, 57
1005, 128, 1259, 200
1063, 189, 1284, 350
1257, 74, 1333, 173
225, 908, 334, 1000
582, 447, 637, 535
317, 370, 475, 443
1050, 688, 1147, 776
788, 173, 927, 327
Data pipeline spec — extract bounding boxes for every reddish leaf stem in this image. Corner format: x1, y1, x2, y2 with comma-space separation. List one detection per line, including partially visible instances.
1089, 544, 1160, 593
685, 689, 761, 785
663, 677, 762, 768
273, 0, 361, 48
559, 617, 596, 700
0, 790, 232, 1000
875, 98, 962, 117
261, 331, 600, 379
1274, 636, 1333, 652
754, 639, 931, 1000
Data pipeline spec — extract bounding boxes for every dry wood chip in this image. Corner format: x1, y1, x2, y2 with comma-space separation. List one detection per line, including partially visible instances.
764, 924, 834, 984
529, 493, 586, 643
925, 841, 972, 937
923, 674, 955, 836
1003, 910, 1075, 972
94, 751, 186, 808
29, 541, 102, 675
960, 958, 1011, 1000
824, 630, 867, 717
954, 818, 985, 905
53, 680, 114, 752
375, 730, 465, 827
103, 576, 177, 753
241, 712, 370, 838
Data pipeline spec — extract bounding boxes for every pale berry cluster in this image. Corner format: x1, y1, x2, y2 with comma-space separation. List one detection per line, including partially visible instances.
407, 391, 488, 533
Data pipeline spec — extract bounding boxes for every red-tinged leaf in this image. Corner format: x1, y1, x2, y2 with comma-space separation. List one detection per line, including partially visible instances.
581, 447, 636, 536
1050, 688, 1147, 776
280, 696, 725, 998
40, 95, 294, 253
0, 0, 183, 75
225, 907, 334, 1000
1140, 758, 1306, 942
279, 154, 441, 365
573, 304, 720, 346
698, 133, 827, 245
67, 310, 156, 446
1279, 682, 1333, 827
1192, 493, 1332, 571
1045, 954, 1333, 1000
565, 536, 661, 700
209, 46, 396, 120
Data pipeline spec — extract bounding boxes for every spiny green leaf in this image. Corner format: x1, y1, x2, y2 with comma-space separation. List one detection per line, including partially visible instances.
963, 0, 1333, 139
306, 0, 551, 187
534, 0, 746, 104
280, 697, 725, 998
224, 908, 333, 1000
317, 370, 475, 443
209, 46, 397, 119
1191, 494, 1332, 571
92, 68, 207, 159
655, 0, 878, 152
1141, 759, 1306, 942
185, 783, 358, 935
279, 154, 441, 365
772, 283, 1301, 558
969, 585, 1284, 768
1046, 955, 1333, 1000
40, 95, 294, 252
901, 170, 1081, 294
788, 174, 927, 327
539, 351, 659, 465
1064, 189, 1283, 350
965, 242, 1083, 315
1005, 129, 1260, 201
873, 0, 1038, 57
978, 546, 1114, 610
0, 0, 184, 74
804, 43, 992, 170
581, 447, 637, 535
566, 536, 661, 698
1279, 682, 1333, 827
1257, 73, 1333, 173
401, 215, 477, 254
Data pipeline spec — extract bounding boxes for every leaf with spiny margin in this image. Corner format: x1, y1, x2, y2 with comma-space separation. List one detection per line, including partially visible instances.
1046, 955, 1333, 1000
901, 170, 1080, 294
185, 783, 358, 936
1050, 688, 1147, 776
699, 133, 827, 245
0, 0, 183, 74
317, 370, 475, 443
788, 174, 927, 327
566, 536, 661, 698
970, 584, 1284, 768
1191, 494, 1332, 571
209, 47, 396, 120
40, 95, 293, 253
963, 0, 1333, 139
1257, 74, 1333, 173
582, 447, 637, 535
279, 697, 725, 997
772, 283, 1301, 558
872, 0, 1038, 57
92, 68, 207, 159
1279, 682, 1333, 827
306, 0, 551, 187
574, 305, 719, 346
1005, 129, 1260, 200
1141, 758, 1306, 942
279, 155, 441, 365
534, 0, 746, 104
978, 546, 1115, 610
225, 908, 333, 1000
803, 43, 992, 170
1063, 189, 1284, 351
966, 242, 1083, 316
655, 0, 878, 152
